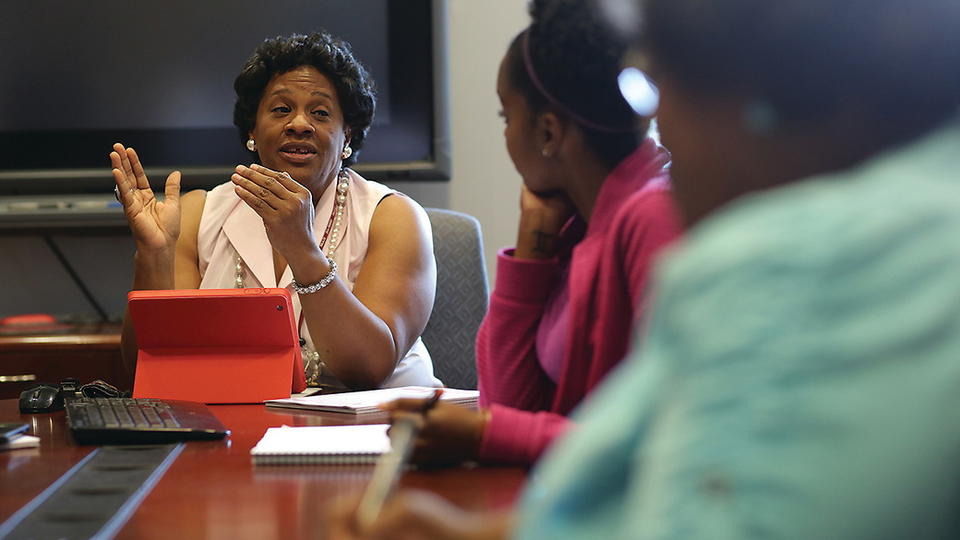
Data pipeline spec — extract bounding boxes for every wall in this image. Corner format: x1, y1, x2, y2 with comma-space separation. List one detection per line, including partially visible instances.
446, 0, 527, 282
400, 0, 527, 283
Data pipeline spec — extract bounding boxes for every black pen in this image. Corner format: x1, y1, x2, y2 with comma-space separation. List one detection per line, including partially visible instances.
356, 389, 443, 529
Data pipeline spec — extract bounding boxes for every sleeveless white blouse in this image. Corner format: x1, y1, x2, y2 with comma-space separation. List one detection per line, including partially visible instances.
196, 169, 440, 388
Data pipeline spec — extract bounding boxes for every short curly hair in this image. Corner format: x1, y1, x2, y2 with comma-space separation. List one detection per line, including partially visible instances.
233, 32, 376, 166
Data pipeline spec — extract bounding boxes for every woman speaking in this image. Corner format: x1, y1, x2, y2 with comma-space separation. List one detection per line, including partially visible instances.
112, 32, 440, 391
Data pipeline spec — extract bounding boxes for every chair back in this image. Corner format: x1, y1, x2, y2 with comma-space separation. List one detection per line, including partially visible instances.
422, 208, 488, 389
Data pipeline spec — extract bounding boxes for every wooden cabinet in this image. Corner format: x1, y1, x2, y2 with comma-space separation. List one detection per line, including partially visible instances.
0, 323, 127, 399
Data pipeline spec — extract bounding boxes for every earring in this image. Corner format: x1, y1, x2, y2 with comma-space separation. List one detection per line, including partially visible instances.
246, 139, 257, 152
341, 146, 353, 160
541, 148, 551, 158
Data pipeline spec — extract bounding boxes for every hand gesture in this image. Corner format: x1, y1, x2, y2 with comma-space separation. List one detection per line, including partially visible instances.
231, 164, 320, 265
379, 399, 489, 468
515, 185, 575, 259
110, 143, 181, 253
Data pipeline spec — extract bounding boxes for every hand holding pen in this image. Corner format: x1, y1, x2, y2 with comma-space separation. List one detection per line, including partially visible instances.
377, 393, 491, 468
357, 389, 446, 529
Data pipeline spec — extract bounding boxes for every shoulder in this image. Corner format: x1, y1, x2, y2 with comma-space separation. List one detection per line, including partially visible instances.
652, 170, 960, 367
654, 184, 834, 315
614, 180, 679, 226
179, 189, 207, 246
360, 187, 434, 275
665, 168, 951, 289
200, 181, 239, 209
195, 181, 242, 234
344, 169, 431, 236
370, 192, 432, 243
608, 178, 682, 251
181, 188, 207, 215
345, 170, 396, 205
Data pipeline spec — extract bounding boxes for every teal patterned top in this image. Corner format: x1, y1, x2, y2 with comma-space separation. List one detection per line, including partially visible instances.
516, 120, 960, 540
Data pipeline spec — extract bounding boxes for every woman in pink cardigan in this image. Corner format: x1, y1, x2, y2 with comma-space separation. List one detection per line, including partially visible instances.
384, 0, 681, 466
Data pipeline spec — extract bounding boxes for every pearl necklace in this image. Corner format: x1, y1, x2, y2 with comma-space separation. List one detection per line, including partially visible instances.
234, 169, 350, 288
233, 169, 351, 387
320, 169, 351, 257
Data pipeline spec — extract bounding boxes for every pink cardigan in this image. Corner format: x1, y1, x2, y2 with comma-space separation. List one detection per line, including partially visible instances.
476, 140, 682, 465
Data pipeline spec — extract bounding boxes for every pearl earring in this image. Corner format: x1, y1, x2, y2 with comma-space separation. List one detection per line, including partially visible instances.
341, 146, 353, 160
246, 139, 257, 152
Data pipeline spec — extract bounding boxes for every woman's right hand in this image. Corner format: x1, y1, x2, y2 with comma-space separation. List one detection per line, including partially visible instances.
378, 400, 490, 468
515, 186, 575, 260
110, 143, 182, 254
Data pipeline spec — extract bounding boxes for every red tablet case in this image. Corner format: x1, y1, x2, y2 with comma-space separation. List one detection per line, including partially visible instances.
129, 288, 307, 403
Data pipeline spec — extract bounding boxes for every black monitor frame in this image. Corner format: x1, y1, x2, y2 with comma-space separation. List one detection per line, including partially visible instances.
0, 0, 450, 198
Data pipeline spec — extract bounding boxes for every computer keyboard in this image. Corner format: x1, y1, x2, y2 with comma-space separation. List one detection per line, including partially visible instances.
65, 398, 230, 445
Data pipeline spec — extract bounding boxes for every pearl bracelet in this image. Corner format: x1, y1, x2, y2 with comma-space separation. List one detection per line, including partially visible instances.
292, 257, 338, 294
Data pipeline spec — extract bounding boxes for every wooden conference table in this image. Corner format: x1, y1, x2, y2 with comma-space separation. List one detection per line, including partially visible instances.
0, 399, 526, 539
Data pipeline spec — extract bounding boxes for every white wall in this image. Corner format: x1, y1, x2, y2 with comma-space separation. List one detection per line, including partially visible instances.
398, 1, 527, 284
446, 0, 528, 283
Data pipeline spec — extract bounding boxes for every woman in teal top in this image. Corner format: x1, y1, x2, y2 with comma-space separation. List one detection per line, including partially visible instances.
328, 0, 960, 538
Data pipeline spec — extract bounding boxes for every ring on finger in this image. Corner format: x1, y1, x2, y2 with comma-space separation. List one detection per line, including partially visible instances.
114, 185, 122, 203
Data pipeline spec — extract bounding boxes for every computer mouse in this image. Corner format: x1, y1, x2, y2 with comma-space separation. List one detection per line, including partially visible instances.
19, 384, 64, 413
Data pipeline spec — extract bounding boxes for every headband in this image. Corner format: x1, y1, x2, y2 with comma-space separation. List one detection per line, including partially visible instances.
521, 29, 637, 134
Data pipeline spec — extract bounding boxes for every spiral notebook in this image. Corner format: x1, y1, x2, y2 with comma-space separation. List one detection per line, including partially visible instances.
251, 424, 390, 465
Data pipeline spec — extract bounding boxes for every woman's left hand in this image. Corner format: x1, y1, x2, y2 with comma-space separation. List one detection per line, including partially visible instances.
379, 400, 490, 467
231, 164, 320, 263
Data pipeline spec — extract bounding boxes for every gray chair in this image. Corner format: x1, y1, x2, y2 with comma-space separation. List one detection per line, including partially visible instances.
421, 208, 489, 389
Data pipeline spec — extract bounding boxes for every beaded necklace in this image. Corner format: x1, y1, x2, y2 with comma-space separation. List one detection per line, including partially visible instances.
234, 169, 350, 386
234, 169, 350, 286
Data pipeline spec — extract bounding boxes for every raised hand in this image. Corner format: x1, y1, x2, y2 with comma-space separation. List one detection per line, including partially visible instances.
515, 185, 576, 260
110, 143, 182, 253
231, 164, 320, 266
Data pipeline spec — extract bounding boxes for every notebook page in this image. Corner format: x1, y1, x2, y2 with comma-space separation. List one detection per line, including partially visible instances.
265, 386, 479, 412
251, 424, 390, 457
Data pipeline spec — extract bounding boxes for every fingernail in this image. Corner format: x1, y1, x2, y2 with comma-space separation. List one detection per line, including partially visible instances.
235, 165, 245, 172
